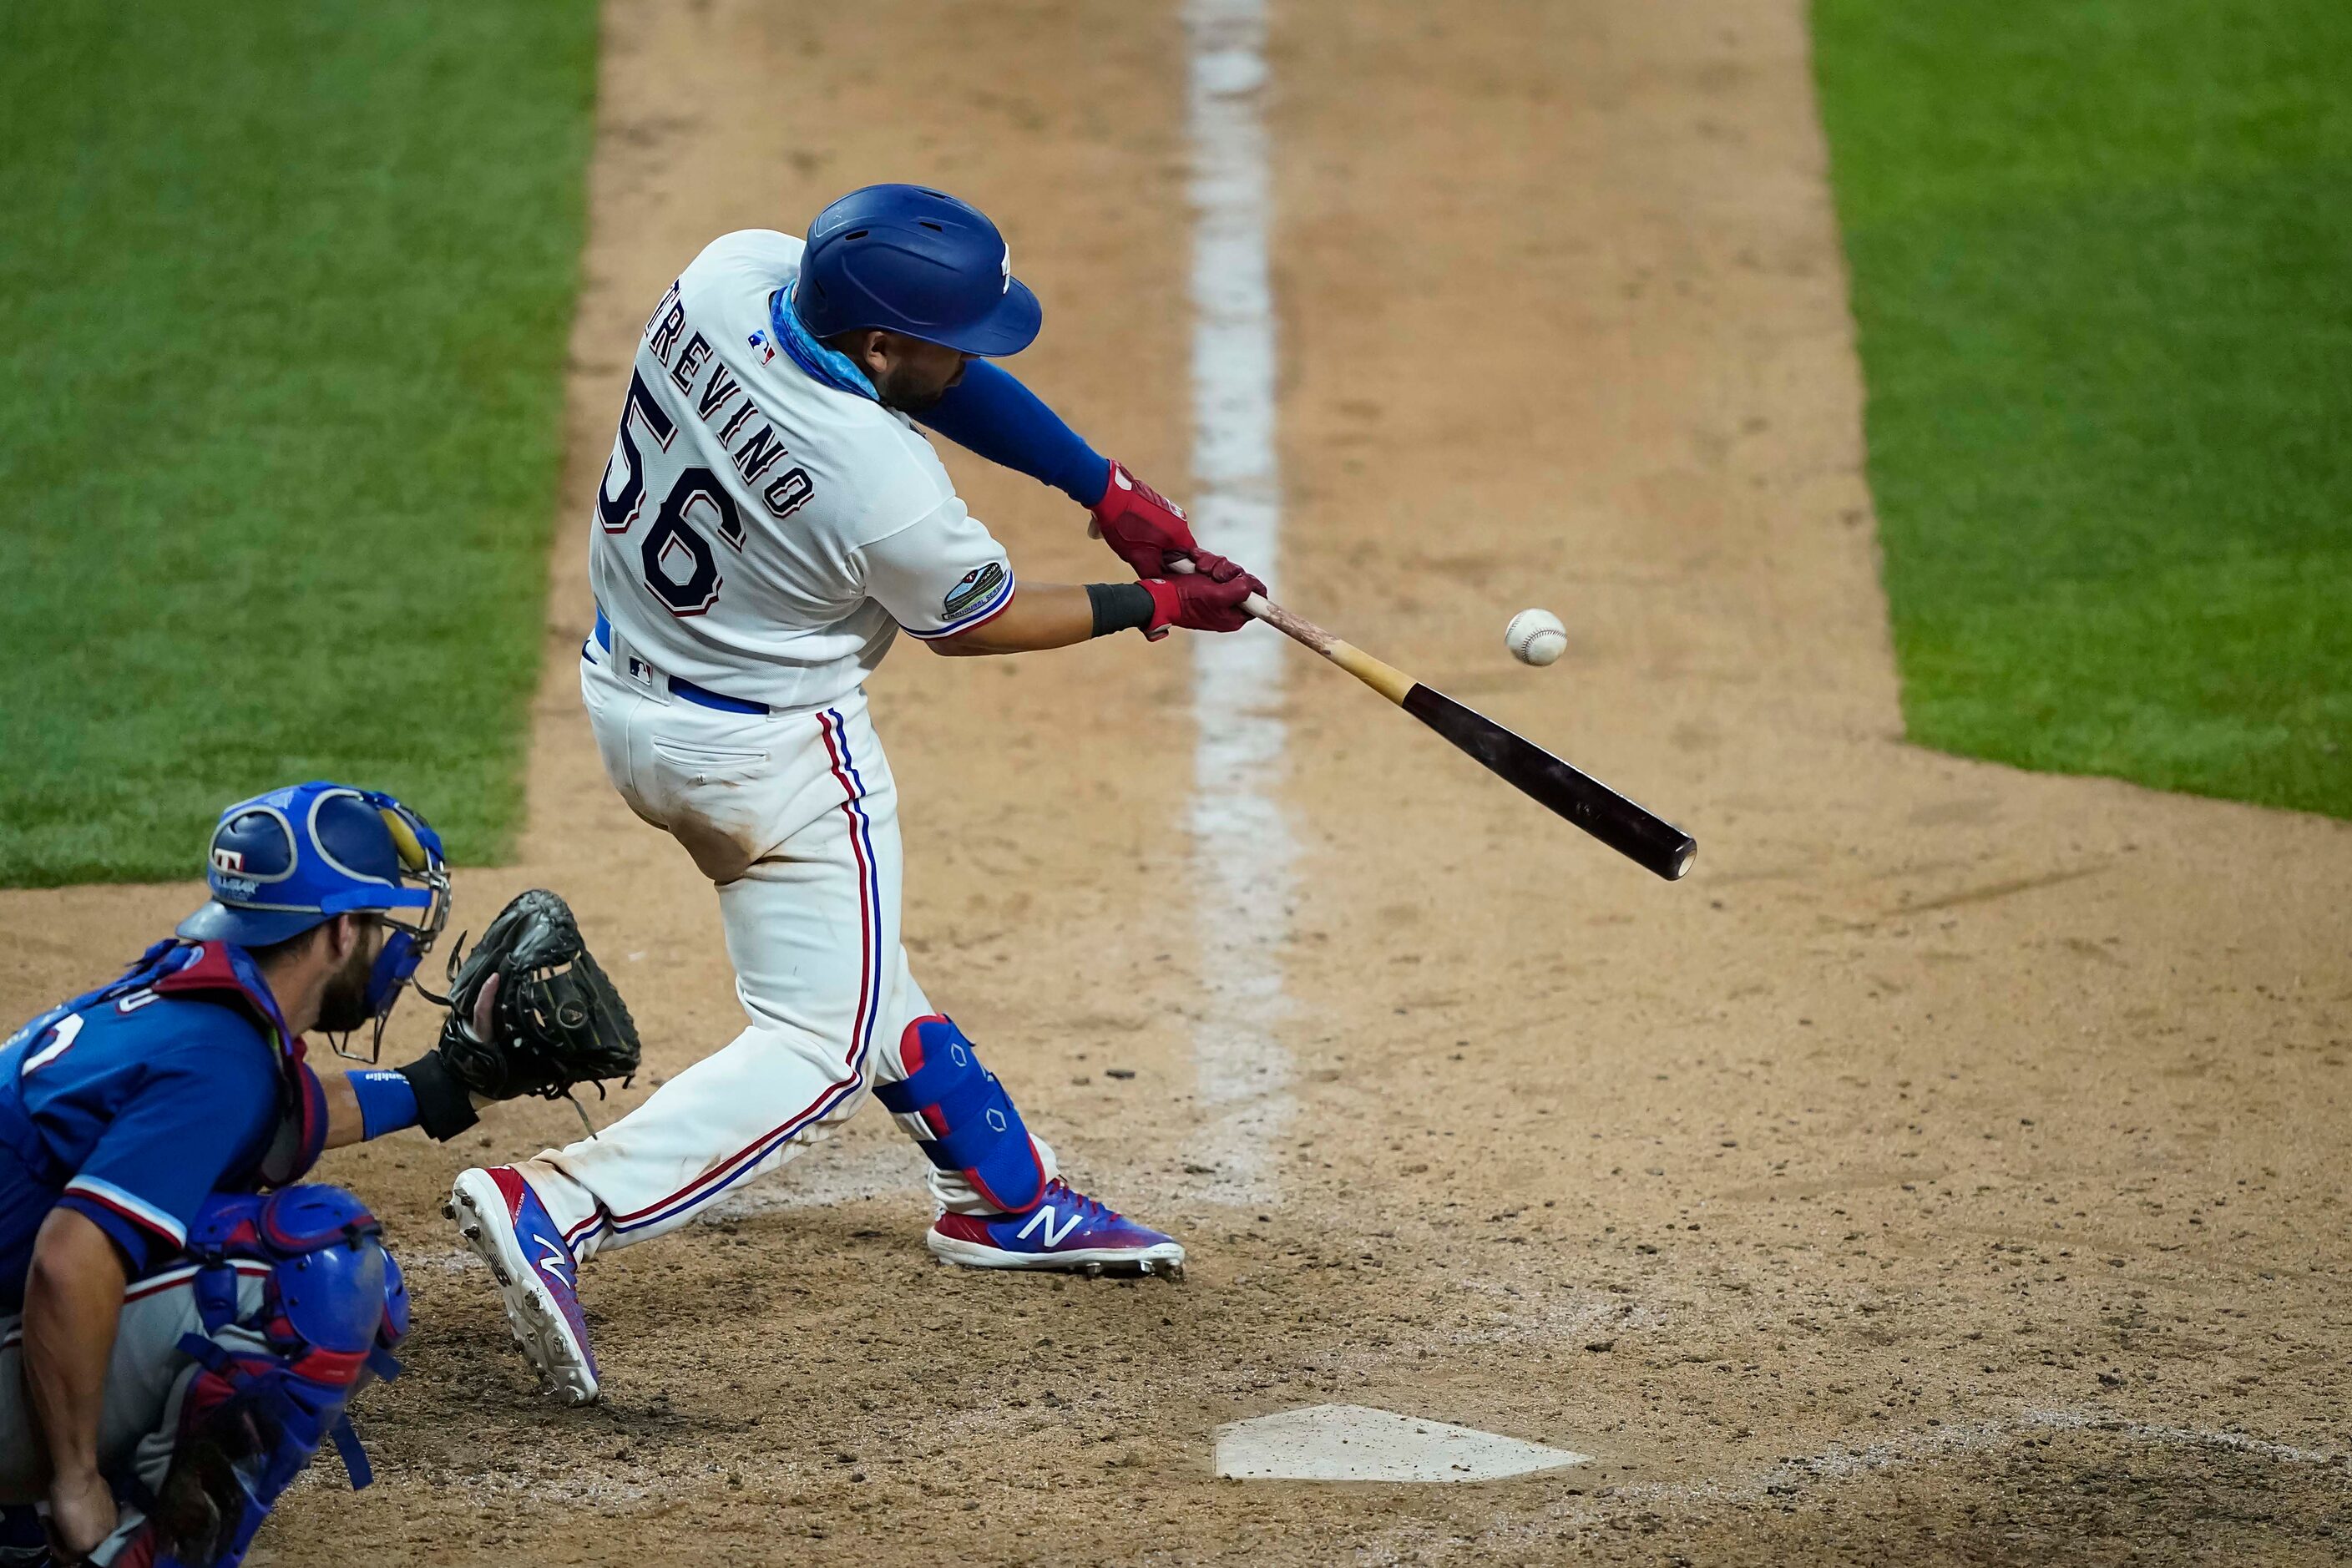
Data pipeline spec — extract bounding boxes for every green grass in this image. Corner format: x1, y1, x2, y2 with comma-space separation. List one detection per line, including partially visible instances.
1813, 0, 2352, 817
0, 3, 598, 885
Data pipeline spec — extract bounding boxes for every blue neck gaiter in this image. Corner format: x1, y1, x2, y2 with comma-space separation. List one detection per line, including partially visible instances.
770, 282, 878, 401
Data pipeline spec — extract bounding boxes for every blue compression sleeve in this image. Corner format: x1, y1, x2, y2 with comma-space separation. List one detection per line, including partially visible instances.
345, 1069, 421, 1141
917, 359, 1112, 507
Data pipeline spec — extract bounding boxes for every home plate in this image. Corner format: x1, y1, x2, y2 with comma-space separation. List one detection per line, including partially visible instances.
1213, 1404, 1590, 1482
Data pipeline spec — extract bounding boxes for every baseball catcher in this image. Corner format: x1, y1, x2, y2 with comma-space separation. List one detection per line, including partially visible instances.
0, 782, 635, 1566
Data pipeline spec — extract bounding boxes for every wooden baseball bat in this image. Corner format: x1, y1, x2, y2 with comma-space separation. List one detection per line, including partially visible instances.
1206, 578, 1696, 881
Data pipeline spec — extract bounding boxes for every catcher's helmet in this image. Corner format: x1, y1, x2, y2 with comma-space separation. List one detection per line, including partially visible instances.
790, 184, 1041, 357
180, 781, 445, 945
179, 782, 450, 1029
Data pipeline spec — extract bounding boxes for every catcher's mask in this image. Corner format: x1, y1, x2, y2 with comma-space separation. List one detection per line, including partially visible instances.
179, 781, 452, 1059
357, 791, 451, 1053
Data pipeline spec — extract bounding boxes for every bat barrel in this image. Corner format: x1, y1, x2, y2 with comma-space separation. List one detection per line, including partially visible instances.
1510, 741, 1695, 882
1595, 804, 1697, 882
1400, 685, 1697, 882
1220, 576, 1698, 882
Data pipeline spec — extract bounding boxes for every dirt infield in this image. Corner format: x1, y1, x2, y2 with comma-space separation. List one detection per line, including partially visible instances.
5, 0, 2349, 1561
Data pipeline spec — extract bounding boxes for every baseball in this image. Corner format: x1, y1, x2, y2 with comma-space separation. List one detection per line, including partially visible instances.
1505, 607, 1568, 666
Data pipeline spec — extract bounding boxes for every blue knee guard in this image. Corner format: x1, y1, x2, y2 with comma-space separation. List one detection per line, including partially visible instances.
876, 1016, 1046, 1212
114, 1185, 411, 1567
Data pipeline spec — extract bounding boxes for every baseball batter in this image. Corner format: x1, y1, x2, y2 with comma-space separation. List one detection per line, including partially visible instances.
450, 185, 1262, 1404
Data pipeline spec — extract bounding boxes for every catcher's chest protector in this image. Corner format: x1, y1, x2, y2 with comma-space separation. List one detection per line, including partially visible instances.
150, 944, 331, 1189
0, 940, 329, 1199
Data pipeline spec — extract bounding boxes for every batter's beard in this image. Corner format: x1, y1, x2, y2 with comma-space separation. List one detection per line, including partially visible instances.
875, 375, 947, 414
873, 359, 965, 415
315, 942, 378, 1034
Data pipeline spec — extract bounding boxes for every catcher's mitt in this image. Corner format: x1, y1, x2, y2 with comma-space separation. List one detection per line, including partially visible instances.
430, 889, 640, 1105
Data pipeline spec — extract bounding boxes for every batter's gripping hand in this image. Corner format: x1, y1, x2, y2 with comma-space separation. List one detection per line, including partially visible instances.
1090, 460, 1201, 578
431, 889, 640, 1108
1142, 552, 1265, 635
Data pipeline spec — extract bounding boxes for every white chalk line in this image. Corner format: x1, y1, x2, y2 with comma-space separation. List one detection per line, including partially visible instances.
1181, 0, 1294, 1205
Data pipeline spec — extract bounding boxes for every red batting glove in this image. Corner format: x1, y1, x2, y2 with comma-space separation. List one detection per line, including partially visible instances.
1090, 460, 1201, 578
1140, 552, 1267, 635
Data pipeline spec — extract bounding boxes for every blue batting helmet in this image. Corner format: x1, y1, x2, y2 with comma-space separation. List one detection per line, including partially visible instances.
790, 184, 1042, 357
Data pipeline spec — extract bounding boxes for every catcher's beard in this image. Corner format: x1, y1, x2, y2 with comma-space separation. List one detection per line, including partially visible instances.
316, 938, 378, 1034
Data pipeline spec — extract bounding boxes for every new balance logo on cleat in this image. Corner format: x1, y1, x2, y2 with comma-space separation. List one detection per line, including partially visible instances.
926, 1178, 1186, 1278
448, 1166, 602, 1405
1015, 1203, 1083, 1249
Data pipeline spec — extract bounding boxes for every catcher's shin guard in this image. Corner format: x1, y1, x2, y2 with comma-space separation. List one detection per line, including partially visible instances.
876, 1016, 1048, 1213
102, 1186, 407, 1568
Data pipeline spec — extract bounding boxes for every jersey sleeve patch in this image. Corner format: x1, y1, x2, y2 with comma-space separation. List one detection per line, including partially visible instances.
908, 560, 1015, 640
856, 496, 1019, 641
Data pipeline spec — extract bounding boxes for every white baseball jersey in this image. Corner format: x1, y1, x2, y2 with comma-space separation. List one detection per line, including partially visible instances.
587, 230, 1016, 712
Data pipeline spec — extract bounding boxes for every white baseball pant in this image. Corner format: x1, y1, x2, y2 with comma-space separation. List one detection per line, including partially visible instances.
515, 644, 1056, 1262
0, 1265, 267, 1506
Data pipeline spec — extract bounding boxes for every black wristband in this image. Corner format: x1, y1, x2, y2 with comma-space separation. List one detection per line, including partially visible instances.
397, 1050, 481, 1141
1086, 581, 1156, 638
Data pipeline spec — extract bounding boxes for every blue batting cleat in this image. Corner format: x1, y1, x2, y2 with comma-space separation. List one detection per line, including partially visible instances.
927, 1178, 1186, 1279
447, 1166, 601, 1404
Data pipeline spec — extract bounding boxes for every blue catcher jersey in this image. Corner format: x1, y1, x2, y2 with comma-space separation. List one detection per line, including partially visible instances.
0, 943, 296, 1310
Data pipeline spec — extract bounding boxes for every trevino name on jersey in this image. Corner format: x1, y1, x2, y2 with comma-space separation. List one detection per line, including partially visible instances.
588, 230, 1016, 713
